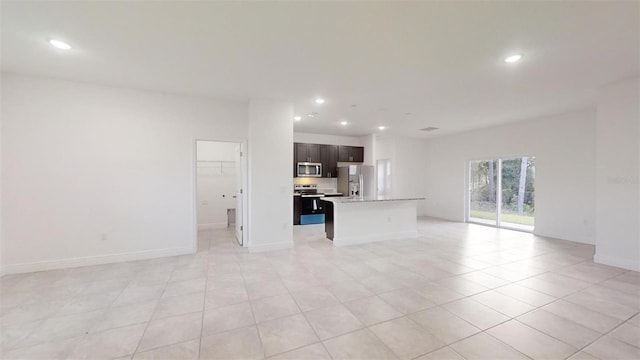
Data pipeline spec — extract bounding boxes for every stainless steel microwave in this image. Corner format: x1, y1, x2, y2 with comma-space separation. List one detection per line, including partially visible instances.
297, 162, 322, 177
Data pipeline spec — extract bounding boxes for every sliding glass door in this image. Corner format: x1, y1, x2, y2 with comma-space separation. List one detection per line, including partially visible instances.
468, 156, 535, 231
469, 160, 498, 225
500, 157, 535, 230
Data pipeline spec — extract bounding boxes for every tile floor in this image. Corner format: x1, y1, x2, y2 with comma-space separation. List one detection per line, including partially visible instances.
1, 218, 639, 359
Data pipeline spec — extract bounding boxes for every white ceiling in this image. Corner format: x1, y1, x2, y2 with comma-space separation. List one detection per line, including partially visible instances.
2, 1, 638, 138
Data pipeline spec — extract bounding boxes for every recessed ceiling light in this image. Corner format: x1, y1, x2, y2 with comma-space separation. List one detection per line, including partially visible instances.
294, 116, 302, 121
315, 98, 325, 104
340, 121, 348, 126
504, 54, 523, 63
49, 39, 72, 50
307, 114, 315, 118
378, 126, 386, 130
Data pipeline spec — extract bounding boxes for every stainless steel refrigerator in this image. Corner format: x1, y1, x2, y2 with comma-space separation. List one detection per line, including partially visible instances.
337, 165, 375, 198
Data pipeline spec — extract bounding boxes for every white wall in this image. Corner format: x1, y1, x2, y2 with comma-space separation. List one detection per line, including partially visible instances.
248, 99, 293, 251
197, 141, 238, 161
1, 73, 248, 273
374, 136, 428, 216
294, 132, 362, 146
422, 110, 597, 244
594, 77, 640, 271
360, 134, 376, 166
196, 141, 238, 229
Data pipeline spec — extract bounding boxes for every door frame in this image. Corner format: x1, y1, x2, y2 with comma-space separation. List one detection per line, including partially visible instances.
193, 137, 249, 251
465, 154, 535, 233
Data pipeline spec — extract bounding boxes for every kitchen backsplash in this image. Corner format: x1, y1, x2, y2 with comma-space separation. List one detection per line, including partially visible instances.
293, 177, 338, 193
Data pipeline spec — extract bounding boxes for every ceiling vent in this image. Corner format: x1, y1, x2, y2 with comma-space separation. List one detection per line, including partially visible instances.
420, 127, 439, 132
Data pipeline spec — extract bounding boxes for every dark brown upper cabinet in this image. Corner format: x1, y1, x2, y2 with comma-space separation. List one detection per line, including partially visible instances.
351, 146, 364, 162
295, 143, 321, 163
320, 145, 338, 178
338, 145, 365, 163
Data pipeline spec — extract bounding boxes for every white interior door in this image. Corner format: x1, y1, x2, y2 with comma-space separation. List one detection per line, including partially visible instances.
234, 144, 243, 246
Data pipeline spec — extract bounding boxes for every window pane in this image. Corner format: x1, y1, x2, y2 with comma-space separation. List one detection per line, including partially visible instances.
500, 157, 535, 230
469, 160, 498, 224
377, 159, 391, 196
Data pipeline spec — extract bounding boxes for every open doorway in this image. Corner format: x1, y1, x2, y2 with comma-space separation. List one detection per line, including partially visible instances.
468, 156, 535, 232
196, 140, 245, 247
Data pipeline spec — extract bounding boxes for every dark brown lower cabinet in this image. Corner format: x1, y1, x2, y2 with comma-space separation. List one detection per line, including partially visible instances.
293, 196, 301, 225
322, 200, 334, 240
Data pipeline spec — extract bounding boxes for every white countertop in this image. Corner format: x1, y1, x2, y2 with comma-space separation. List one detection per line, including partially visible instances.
321, 196, 425, 203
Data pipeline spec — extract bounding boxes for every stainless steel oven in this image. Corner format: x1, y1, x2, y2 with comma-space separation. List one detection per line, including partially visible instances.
294, 184, 325, 225
301, 194, 324, 215
297, 162, 322, 177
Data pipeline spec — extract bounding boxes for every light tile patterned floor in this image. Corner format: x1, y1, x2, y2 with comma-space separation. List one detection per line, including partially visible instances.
1, 218, 639, 359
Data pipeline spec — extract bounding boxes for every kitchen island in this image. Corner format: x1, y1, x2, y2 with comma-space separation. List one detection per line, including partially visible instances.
321, 196, 425, 246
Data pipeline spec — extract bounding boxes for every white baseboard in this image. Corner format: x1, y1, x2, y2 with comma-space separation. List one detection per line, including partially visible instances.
532, 230, 595, 245
197, 222, 228, 230
420, 214, 462, 222
594, 253, 640, 272
1, 246, 194, 275
248, 241, 293, 253
333, 231, 420, 247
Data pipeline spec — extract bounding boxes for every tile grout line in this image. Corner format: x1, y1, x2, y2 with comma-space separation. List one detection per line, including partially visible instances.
564, 310, 640, 359
8, 272, 137, 355
290, 300, 336, 360
130, 266, 172, 356
2, 223, 638, 359
239, 249, 266, 359
274, 249, 334, 360
217, 226, 631, 360
426, 259, 638, 359
196, 236, 213, 360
